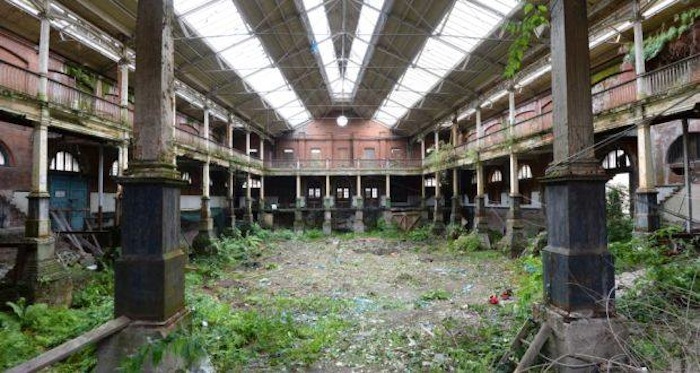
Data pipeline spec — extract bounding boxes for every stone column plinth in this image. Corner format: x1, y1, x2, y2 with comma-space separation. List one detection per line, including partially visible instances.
116, 175, 186, 322
323, 196, 334, 235
432, 196, 445, 234
635, 190, 659, 233
192, 196, 216, 255
449, 195, 461, 226
352, 196, 365, 233
294, 197, 305, 232
501, 194, 526, 257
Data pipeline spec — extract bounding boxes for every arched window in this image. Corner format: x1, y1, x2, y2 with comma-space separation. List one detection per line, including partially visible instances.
489, 170, 503, 183
0, 144, 8, 166
109, 160, 119, 176
602, 149, 630, 170
181, 172, 192, 184
243, 179, 261, 188
49, 151, 80, 172
518, 165, 533, 180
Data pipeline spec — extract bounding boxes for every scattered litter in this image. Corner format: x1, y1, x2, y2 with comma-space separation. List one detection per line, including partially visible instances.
489, 294, 500, 305
86, 264, 98, 271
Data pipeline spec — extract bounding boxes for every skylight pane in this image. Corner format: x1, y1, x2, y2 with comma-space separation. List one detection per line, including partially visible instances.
303, 0, 385, 102
175, 0, 311, 127
374, 0, 517, 127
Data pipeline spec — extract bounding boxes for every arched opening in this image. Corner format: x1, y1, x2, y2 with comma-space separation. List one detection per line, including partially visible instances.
601, 149, 632, 216
488, 169, 503, 204
49, 151, 87, 231
0, 142, 10, 166
517, 164, 534, 204
666, 133, 699, 176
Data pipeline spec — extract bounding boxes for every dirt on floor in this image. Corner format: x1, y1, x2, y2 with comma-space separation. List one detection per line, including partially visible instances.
214, 236, 518, 371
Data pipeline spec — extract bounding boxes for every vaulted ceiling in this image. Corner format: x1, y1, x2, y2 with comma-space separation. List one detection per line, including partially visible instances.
0, 0, 689, 137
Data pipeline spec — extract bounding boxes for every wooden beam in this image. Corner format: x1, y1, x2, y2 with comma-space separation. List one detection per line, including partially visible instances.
7, 316, 131, 373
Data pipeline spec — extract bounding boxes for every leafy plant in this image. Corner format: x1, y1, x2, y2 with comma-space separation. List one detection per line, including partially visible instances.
451, 231, 485, 253
420, 289, 451, 302
626, 8, 700, 63
407, 225, 432, 242
503, 2, 549, 79
606, 187, 633, 243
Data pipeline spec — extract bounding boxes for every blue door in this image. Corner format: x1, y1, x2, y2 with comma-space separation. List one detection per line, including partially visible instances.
49, 174, 88, 231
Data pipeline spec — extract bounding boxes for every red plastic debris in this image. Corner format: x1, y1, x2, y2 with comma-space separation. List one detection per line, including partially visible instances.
489, 295, 500, 305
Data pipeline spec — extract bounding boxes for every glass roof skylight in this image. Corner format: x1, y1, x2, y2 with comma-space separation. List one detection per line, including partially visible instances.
374, 0, 518, 127
174, 0, 311, 127
303, 0, 385, 102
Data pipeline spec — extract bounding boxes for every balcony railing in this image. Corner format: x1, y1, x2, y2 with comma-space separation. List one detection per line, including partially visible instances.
0, 61, 124, 123
457, 53, 700, 155
174, 129, 254, 164
265, 158, 422, 171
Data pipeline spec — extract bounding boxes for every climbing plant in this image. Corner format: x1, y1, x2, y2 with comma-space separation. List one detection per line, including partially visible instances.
65, 64, 98, 94
503, 2, 549, 79
626, 7, 700, 63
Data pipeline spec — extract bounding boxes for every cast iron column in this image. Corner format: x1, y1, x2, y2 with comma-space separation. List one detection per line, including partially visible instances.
226, 118, 236, 229
115, 0, 186, 322
244, 129, 253, 223
383, 174, 392, 226
323, 174, 333, 235
193, 106, 215, 254
294, 174, 304, 232
541, 0, 624, 366
23, 1, 72, 305
633, 0, 659, 233
115, 55, 130, 228
450, 116, 462, 226
432, 130, 445, 233
353, 174, 365, 233
473, 107, 489, 232
502, 89, 526, 256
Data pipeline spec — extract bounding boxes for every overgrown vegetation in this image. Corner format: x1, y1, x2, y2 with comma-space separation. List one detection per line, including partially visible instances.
0, 269, 113, 370
626, 7, 700, 63
503, 2, 549, 79
606, 187, 634, 243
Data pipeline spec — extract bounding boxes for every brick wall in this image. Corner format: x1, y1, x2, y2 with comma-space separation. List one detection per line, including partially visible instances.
0, 121, 32, 191
274, 119, 416, 161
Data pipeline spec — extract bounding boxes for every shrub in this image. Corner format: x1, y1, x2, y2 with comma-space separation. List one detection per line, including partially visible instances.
451, 232, 484, 253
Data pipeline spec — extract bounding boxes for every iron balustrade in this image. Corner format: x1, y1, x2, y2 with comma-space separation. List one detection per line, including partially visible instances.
455, 53, 700, 156
265, 158, 422, 171
1, 54, 698, 168
0, 61, 123, 123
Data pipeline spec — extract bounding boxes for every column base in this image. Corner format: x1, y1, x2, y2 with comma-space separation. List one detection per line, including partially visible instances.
25, 191, 51, 238
226, 197, 236, 229
117, 180, 186, 322
542, 174, 614, 316
353, 210, 365, 233
323, 210, 332, 235
432, 197, 445, 234
382, 210, 393, 227
634, 190, 659, 233
500, 195, 527, 258
420, 200, 429, 221
244, 198, 254, 224
449, 195, 462, 226
96, 310, 192, 372
18, 237, 73, 306
294, 210, 304, 233
472, 195, 491, 249
543, 307, 627, 373
192, 224, 216, 256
